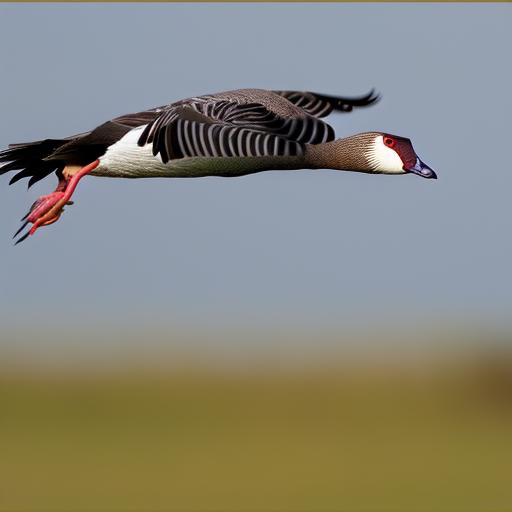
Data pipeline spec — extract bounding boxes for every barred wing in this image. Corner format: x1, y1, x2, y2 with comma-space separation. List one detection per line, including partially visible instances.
153, 118, 303, 163
137, 98, 334, 162
274, 89, 380, 118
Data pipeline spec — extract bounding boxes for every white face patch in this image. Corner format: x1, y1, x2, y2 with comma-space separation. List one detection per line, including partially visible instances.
365, 135, 406, 174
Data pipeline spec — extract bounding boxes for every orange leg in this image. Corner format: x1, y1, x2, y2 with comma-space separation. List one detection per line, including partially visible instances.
14, 160, 100, 244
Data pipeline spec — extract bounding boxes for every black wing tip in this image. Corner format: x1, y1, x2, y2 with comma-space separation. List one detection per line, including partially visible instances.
335, 88, 381, 109
310, 88, 382, 112
363, 88, 382, 105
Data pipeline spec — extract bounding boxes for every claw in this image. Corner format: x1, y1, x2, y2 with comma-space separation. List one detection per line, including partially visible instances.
13, 189, 67, 245
13, 159, 99, 245
13, 220, 29, 239
27, 192, 66, 223
14, 229, 30, 245
21, 201, 38, 221
13, 192, 65, 245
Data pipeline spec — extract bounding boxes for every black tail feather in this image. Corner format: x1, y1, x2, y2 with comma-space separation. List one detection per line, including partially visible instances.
9, 167, 37, 185
0, 139, 66, 186
28, 169, 57, 188
0, 139, 64, 161
0, 160, 31, 174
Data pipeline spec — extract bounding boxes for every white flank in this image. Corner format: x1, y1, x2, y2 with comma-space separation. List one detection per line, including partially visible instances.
91, 125, 290, 179
94, 126, 171, 178
93, 126, 257, 179
365, 135, 405, 174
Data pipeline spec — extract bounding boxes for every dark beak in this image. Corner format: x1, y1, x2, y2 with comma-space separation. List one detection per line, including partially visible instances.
405, 158, 437, 179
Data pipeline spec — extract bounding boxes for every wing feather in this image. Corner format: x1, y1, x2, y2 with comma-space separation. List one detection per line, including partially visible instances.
274, 89, 380, 118
137, 96, 334, 161
153, 120, 303, 162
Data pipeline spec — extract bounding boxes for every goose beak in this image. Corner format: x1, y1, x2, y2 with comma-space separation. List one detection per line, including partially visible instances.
405, 158, 437, 179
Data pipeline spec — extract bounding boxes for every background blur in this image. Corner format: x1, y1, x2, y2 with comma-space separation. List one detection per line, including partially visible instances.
0, 3, 511, 511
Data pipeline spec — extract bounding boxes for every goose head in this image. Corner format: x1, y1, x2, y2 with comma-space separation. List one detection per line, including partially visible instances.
365, 132, 436, 179
326, 132, 437, 179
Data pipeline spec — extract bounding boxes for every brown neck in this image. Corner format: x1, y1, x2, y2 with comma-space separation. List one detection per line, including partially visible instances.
304, 133, 376, 172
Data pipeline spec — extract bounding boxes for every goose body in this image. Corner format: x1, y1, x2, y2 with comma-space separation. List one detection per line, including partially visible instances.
0, 88, 436, 243
93, 125, 302, 179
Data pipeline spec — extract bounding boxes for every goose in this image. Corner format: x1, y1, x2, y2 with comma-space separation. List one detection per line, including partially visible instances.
0, 88, 436, 244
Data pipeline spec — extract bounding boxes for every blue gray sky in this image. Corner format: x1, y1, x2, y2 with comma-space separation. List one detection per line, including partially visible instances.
0, 3, 510, 337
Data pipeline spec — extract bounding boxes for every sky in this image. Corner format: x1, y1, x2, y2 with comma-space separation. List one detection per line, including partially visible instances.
0, 3, 510, 339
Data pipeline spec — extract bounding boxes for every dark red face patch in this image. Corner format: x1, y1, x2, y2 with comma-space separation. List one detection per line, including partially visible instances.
383, 134, 417, 169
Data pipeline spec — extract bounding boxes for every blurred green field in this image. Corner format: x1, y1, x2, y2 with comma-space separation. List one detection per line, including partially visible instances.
1, 346, 511, 512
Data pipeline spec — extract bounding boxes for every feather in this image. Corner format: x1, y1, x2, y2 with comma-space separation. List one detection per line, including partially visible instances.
274, 89, 380, 118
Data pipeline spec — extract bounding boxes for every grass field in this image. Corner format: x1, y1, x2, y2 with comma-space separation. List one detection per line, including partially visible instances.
1, 340, 511, 512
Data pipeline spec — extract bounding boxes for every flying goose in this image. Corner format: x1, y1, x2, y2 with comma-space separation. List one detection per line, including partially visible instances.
0, 88, 436, 244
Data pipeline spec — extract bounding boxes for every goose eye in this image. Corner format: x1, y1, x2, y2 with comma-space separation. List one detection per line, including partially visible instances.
384, 137, 396, 148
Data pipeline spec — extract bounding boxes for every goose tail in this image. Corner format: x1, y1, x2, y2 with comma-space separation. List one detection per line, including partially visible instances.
0, 138, 67, 187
